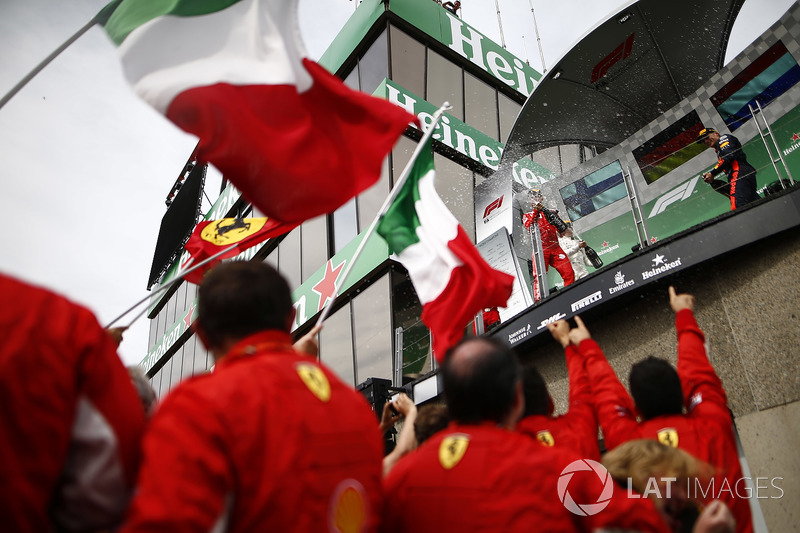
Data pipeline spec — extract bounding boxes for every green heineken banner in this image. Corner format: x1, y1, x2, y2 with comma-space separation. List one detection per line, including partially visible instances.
320, 0, 541, 98
380, 79, 554, 188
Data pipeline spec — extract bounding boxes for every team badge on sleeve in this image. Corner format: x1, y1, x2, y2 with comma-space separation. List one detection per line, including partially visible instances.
329, 479, 367, 533
296, 363, 331, 402
657, 428, 679, 448
439, 434, 470, 470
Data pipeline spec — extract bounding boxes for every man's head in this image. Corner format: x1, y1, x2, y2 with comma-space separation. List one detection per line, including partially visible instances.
521, 365, 554, 417
629, 357, 684, 420
196, 262, 294, 356
441, 337, 523, 426
528, 188, 544, 205
697, 127, 720, 149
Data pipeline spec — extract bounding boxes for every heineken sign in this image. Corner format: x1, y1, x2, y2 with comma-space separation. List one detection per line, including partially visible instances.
382, 79, 554, 189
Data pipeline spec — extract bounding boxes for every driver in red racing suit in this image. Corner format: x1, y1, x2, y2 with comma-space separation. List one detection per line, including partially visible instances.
522, 189, 574, 300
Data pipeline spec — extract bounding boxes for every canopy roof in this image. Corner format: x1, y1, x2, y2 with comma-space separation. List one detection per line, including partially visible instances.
501, 0, 745, 166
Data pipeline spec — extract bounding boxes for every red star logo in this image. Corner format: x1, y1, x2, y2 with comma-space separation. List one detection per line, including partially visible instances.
793, 133, 799, 142
602, 241, 609, 248
183, 302, 196, 329
312, 259, 346, 312
650, 236, 658, 244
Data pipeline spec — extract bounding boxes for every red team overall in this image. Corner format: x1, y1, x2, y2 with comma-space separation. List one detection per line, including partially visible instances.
523, 190, 574, 300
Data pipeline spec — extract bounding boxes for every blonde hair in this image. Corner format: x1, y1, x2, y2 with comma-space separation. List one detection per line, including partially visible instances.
602, 439, 713, 500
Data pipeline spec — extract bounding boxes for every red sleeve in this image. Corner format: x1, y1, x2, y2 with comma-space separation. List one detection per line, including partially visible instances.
578, 478, 670, 533
120, 384, 234, 533
562, 345, 600, 458
580, 339, 641, 450
675, 309, 730, 421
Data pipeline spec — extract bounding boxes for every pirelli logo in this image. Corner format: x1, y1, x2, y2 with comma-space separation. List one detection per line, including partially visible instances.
570, 291, 602, 312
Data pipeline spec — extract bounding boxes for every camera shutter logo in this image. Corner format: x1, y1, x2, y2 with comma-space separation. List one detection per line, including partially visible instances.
558, 459, 614, 516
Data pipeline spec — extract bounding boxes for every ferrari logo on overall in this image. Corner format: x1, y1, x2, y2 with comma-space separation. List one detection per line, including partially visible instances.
200, 217, 268, 246
296, 363, 331, 402
439, 434, 470, 470
657, 428, 679, 448
536, 430, 555, 447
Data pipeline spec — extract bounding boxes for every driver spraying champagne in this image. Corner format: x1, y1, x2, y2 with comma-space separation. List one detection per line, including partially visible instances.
522, 189, 574, 300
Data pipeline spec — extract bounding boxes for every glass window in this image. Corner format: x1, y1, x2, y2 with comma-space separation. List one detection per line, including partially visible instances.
559, 161, 626, 221
278, 227, 302, 291
158, 360, 172, 398
165, 292, 177, 329
154, 310, 166, 345
344, 66, 359, 90
359, 28, 389, 95
169, 349, 184, 389
498, 92, 521, 143
391, 135, 416, 184
149, 369, 162, 399
333, 198, 358, 254
433, 152, 475, 241
193, 336, 210, 374
301, 215, 328, 281
353, 274, 393, 384
427, 49, 463, 120
181, 337, 196, 380
391, 269, 431, 382
464, 72, 498, 140
389, 26, 426, 97
358, 156, 391, 231
319, 303, 355, 385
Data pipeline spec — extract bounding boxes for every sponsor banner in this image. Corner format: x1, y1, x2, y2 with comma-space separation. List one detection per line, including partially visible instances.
494, 186, 800, 346
475, 174, 513, 242
321, 0, 542, 98
380, 79, 555, 187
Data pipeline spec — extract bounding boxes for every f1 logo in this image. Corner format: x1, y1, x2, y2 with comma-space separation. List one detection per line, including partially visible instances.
483, 195, 504, 219
591, 33, 635, 84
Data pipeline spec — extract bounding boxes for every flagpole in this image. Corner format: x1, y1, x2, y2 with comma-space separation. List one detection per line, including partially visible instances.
104, 241, 240, 329
315, 101, 452, 327
0, 0, 122, 112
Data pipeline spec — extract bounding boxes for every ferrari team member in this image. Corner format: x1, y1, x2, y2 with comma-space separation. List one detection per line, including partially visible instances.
0, 273, 146, 533
516, 320, 600, 461
698, 127, 759, 210
382, 336, 670, 533
120, 262, 384, 532
578, 287, 754, 533
522, 189, 575, 299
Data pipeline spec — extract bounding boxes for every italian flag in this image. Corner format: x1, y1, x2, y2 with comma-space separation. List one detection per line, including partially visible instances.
377, 138, 514, 361
105, 0, 415, 225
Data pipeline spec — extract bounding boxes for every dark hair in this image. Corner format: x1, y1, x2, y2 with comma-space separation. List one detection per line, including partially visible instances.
414, 404, 450, 445
197, 262, 293, 348
629, 357, 683, 420
522, 365, 550, 417
441, 337, 521, 424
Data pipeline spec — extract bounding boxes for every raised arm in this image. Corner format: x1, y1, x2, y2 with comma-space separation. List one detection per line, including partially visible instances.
572, 316, 641, 450
669, 286, 729, 420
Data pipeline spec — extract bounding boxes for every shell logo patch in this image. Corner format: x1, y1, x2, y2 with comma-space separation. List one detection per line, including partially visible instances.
439, 434, 470, 470
200, 217, 268, 246
657, 428, 679, 448
296, 363, 331, 402
329, 479, 368, 533
536, 430, 555, 447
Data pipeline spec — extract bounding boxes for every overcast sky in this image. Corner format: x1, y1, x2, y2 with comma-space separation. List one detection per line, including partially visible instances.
0, 0, 794, 366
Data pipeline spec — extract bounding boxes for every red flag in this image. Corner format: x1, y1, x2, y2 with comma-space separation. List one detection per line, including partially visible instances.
108, 0, 417, 225
181, 217, 296, 284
